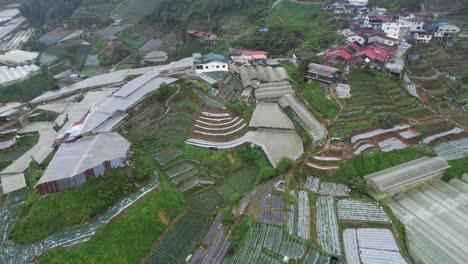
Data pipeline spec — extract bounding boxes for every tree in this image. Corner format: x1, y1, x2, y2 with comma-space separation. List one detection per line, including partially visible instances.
296, 56, 320, 83
153, 83, 173, 102
276, 157, 294, 174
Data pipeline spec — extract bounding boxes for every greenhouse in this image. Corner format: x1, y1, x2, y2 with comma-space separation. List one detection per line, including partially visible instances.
250, 129, 304, 167
255, 82, 295, 101
279, 94, 327, 141
365, 157, 450, 200
249, 103, 294, 130
386, 178, 468, 264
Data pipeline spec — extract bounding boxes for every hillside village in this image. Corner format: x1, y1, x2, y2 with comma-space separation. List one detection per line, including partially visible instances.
0, 0, 467, 263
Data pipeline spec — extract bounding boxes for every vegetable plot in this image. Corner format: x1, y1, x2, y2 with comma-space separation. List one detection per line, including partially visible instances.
316, 196, 341, 255
337, 199, 390, 223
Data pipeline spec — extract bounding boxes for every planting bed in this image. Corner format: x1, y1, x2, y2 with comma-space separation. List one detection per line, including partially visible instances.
144, 211, 209, 264
337, 199, 390, 223
316, 196, 341, 255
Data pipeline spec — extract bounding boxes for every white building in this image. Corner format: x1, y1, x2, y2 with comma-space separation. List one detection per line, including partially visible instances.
348, 0, 368, 6
414, 32, 433, 43
368, 35, 399, 46
194, 53, 229, 74
382, 21, 410, 38
399, 17, 425, 33
347, 35, 366, 45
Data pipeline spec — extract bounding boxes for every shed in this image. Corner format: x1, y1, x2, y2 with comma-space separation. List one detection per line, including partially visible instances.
36, 133, 130, 195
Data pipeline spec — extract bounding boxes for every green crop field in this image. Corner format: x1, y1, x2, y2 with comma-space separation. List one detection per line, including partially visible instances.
330, 69, 430, 138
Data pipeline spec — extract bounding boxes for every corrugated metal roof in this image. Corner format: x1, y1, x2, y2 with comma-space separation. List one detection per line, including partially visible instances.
365, 157, 450, 192
113, 70, 159, 97
37, 132, 130, 185
249, 103, 294, 130
1, 172, 26, 193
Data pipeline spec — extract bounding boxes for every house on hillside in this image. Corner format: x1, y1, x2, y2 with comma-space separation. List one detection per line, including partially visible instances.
307, 63, 339, 83
36, 133, 130, 195
413, 31, 433, 43
193, 53, 229, 74
382, 20, 410, 38
241, 50, 268, 64
365, 157, 450, 200
186, 30, 217, 42
367, 35, 399, 46
425, 22, 460, 45
354, 42, 395, 65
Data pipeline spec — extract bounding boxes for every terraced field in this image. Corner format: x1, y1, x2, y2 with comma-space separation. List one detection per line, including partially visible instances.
144, 211, 209, 264
330, 70, 430, 139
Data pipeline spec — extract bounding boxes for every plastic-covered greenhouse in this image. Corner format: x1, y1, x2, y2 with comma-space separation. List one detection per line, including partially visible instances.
386, 178, 468, 264
365, 157, 450, 200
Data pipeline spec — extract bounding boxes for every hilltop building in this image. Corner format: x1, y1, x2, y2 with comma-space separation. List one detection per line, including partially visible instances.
193, 53, 229, 74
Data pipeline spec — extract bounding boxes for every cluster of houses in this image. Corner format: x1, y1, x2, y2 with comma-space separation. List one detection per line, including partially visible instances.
314, 5, 462, 74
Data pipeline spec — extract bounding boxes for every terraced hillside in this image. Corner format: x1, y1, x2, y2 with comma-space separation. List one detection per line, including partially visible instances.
330, 69, 431, 139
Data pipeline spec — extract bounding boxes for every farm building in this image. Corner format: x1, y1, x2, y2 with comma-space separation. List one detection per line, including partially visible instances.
194, 53, 228, 74
386, 178, 468, 264
0, 50, 38, 65
306, 63, 339, 83
36, 133, 130, 195
249, 103, 294, 130
279, 94, 327, 141
365, 157, 450, 200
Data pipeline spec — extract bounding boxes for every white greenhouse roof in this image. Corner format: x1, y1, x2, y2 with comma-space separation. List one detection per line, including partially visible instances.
279, 94, 327, 141
365, 157, 450, 192
31, 70, 128, 103
79, 76, 177, 135
0, 50, 38, 65
249, 103, 294, 130
250, 128, 304, 167
0, 64, 40, 85
37, 133, 130, 185
113, 70, 160, 97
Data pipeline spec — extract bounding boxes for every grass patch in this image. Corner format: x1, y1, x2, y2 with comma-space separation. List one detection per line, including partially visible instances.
441, 158, 468, 181
0, 135, 39, 163
297, 82, 339, 119
36, 176, 185, 264
82, 66, 101, 77
10, 167, 138, 244
0, 73, 49, 103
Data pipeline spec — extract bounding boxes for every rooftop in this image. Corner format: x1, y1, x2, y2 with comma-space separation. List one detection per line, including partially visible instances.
37, 133, 130, 185
365, 157, 450, 193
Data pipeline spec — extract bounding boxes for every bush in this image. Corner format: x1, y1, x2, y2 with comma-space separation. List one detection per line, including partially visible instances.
153, 83, 174, 102
256, 166, 278, 184
277, 157, 294, 174
37, 177, 185, 264
132, 147, 157, 181
226, 101, 250, 120
10, 167, 137, 243
230, 213, 253, 250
